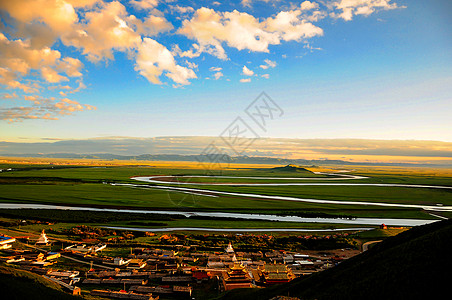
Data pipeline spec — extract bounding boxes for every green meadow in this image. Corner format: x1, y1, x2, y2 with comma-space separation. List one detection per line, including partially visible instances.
1, 163, 451, 223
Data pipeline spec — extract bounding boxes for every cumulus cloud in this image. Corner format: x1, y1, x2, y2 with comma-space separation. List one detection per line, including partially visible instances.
128, 15, 173, 36
0, 0, 78, 35
331, 0, 401, 21
185, 60, 198, 70
0, 31, 86, 101
242, 65, 254, 76
41, 67, 69, 83
0, 97, 96, 122
1, 92, 18, 99
213, 72, 223, 80
178, 6, 325, 60
135, 38, 197, 85
209, 67, 222, 72
178, 7, 280, 60
169, 5, 195, 15
0, 0, 405, 124
57, 57, 83, 77
0, 67, 38, 93
171, 43, 204, 59
265, 9, 324, 42
129, 0, 159, 11
300, 1, 319, 11
260, 59, 277, 69
61, 1, 142, 62
241, 0, 276, 8
0, 33, 61, 73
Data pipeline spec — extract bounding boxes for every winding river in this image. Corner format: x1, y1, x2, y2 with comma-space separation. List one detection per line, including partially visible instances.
1, 171, 449, 232
0, 203, 438, 227
121, 174, 452, 212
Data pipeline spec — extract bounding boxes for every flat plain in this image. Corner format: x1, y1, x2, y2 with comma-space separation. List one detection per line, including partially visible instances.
1, 158, 451, 231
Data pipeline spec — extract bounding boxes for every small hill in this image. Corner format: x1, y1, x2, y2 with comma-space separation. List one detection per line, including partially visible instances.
218, 219, 452, 300
0, 266, 80, 300
268, 164, 313, 173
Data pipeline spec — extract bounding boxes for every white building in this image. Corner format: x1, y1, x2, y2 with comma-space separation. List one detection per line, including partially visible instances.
0, 235, 16, 249
225, 242, 234, 254
36, 230, 49, 245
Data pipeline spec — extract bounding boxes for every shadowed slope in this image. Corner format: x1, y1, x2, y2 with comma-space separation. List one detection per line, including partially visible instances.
218, 219, 452, 300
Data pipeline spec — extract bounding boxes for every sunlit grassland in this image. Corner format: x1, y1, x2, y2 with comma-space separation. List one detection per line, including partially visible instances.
187, 184, 452, 206
0, 215, 370, 235
102, 219, 368, 230
0, 160, 451, 222
0, 182, 401, 212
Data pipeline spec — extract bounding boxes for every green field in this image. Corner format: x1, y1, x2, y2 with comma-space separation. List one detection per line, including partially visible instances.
1, 163, 451, 226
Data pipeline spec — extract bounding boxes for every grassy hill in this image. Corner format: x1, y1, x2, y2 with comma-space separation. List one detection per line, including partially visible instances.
0, 265, 80, 300
218, 218, 452, 300
269, 164, 312, 173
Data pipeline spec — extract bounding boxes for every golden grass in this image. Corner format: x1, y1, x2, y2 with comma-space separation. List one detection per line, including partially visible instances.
0, 156, 282, 170
1, 156, 451, 175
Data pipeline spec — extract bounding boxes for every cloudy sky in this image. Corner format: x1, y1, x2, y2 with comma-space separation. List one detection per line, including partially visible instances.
0, 0, 451, 145
2, 137, 452, 165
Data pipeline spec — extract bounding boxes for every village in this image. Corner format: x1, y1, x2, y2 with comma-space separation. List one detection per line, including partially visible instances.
0, 227, 362, 299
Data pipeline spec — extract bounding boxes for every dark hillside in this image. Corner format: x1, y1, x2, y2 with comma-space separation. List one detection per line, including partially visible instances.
219, 219, 452, 300
0, 266, 80, 300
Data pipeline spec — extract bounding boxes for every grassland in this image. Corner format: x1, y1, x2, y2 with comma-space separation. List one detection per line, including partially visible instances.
1, 158, 451, 225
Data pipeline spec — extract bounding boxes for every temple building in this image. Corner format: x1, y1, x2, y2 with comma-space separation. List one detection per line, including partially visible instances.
221, 263, 253, 291
36, 230, 50, 245
258, 263, 295, 285
225, 242, 234, 254
0, 235, 16, 250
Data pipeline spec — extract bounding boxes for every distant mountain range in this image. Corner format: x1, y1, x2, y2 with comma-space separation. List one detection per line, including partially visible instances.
0, 152, 447, 167
1, 136, 451, 167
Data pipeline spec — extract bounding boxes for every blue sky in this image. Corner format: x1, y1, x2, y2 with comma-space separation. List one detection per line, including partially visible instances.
0, 0, 451, 143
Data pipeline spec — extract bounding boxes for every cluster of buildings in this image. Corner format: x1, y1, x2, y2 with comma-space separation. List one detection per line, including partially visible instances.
0, 231, 355, 299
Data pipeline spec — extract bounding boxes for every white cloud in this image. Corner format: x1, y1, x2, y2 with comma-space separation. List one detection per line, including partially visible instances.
0, 0, 407, 125
1, 92, 18, 99
178, 7, 280, 60
0, 33, 61, 73
0, 67, 37, 93
241, 0, 276, 8
0, 0, 78, 35
171, 44, 204, 59
57, 57, 83, 77
265, 10, 324, 42
242, 65, 254, 76
169, 5, 195, 14
135, 38, 197, 85
177, 6, 324, 60
261, 73, 270, 79
185, 60, 198, 69
61, 1, 142, 62
0, 97, 96, 122
128, 15, 173, 36
260, 59, 277, 69
129, 0, 159, 10
300, 1, 319, 11
209, 67, 222, 72
331, 0, 401, 21
213, 72, 223, 80
41, 67, 69, 83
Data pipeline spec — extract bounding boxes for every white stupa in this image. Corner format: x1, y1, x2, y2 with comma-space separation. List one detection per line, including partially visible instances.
36, 230, 49, 245
225, 242, 234, 254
